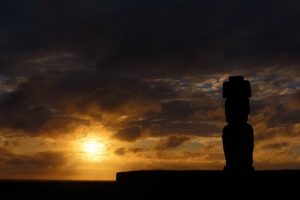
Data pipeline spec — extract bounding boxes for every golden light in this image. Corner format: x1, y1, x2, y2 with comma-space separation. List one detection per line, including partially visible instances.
82, 139, 105, 160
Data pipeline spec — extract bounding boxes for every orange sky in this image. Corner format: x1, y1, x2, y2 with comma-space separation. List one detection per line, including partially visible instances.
0, 71, 300, 180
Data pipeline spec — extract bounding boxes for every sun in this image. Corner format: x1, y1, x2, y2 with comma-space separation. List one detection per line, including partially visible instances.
82, 139, 105, 160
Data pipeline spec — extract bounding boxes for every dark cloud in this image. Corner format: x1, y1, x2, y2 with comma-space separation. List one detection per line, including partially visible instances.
262, 142, 290, 150
0, 147, 13, 162
114, 147, 148, 156
0, 86, 89, 135
120, 98, 223, 140
129, 147, 146, 153
0, 147, 66, 170
250, 91, 300, 140
6, 151, 66, 169
255, 161, 300, 170
1, 0, 300, 75
114, 125, 143, 142
0, 71, 175, 135
114, 147, 126, 156
287, 91, 300, 111
155, 135, 190, 150
0, 0, 298, 142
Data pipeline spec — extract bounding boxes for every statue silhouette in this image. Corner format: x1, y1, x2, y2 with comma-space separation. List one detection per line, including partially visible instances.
222, 76, 254, 173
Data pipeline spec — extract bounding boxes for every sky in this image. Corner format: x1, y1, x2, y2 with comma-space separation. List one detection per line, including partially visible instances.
0, 0, 300, 180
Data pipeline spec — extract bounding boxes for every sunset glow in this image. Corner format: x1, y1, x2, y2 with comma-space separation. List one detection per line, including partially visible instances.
82, 139, 106, 160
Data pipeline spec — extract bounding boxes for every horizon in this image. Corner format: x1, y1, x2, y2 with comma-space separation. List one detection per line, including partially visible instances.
1, 169, 300, 181
0, 0, 300, 180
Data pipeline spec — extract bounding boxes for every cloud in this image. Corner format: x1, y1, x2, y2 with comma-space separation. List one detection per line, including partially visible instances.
0, 0, 299, 140
6, 151, 66, 169
155, 135, 190, 150
0, 147, 13, 163
0, 147, 67, 170
115, 95, 224, 141
1, 0, 300, 76
114, 146, 149, 156
287, 91, 300, 111
261, 142, 290, 150
129, 147, 146, 153
114, 147, 126, 156
114, 125, 143, 142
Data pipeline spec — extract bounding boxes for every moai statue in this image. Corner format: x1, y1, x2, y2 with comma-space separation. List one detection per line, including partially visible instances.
222, 76, 254, 173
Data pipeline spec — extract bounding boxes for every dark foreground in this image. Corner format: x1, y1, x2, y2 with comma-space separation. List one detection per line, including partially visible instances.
1, 170, 300, 200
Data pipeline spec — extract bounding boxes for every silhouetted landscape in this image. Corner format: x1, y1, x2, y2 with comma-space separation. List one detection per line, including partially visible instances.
1, 170, 300, 200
